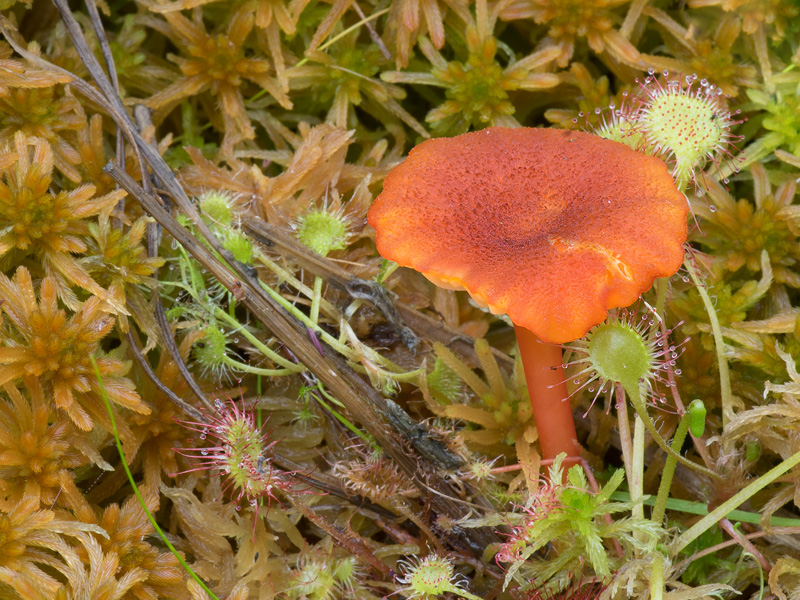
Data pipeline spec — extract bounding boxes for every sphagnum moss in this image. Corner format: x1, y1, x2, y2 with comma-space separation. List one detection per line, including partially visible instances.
0, 0, 799, 598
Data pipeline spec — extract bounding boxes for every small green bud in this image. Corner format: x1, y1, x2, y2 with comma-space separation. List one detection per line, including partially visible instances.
745, 440, 761, 462
687, 399, 707, 438
222, 230, 253, 264
376, 258, 399, 285
192, 325, 232, 380
199, 190, 234, 226
427, 356, 463, 403
333, 557, 358, 588
296, 209, 350, 257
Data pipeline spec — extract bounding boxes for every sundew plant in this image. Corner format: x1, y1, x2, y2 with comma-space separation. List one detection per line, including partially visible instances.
0, 0, 799, 598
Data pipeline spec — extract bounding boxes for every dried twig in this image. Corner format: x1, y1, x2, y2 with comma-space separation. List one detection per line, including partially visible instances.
125, 328, 204, 421
245, 218, 419, 353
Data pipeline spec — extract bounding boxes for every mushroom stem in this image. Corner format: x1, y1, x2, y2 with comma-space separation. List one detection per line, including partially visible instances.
514, 325, 581, 462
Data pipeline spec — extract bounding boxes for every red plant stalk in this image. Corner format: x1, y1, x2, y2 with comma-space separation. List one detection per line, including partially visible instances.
514, 325, 581, 463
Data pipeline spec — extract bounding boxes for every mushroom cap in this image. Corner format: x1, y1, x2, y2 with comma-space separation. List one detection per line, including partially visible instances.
367, 127, 688, 344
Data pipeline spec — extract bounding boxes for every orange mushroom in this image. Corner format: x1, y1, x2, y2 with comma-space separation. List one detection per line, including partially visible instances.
368, 127, 688, 463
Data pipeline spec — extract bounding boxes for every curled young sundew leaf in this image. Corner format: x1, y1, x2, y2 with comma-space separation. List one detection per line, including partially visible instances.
688, 399, 707, 438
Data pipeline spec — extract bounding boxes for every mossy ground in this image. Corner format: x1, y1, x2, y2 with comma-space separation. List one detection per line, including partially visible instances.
0, 0, 800, 598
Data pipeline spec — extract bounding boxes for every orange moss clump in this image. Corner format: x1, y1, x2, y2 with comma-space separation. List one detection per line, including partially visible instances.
59, 481, 191, 600
0, 482, 101, 599
0, 83, 85, 183
0, 379, 84, 509
142, 4, 291, 157
499, 0, 640, 68
0, 267, 149, 432
0, 132, 125, 310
